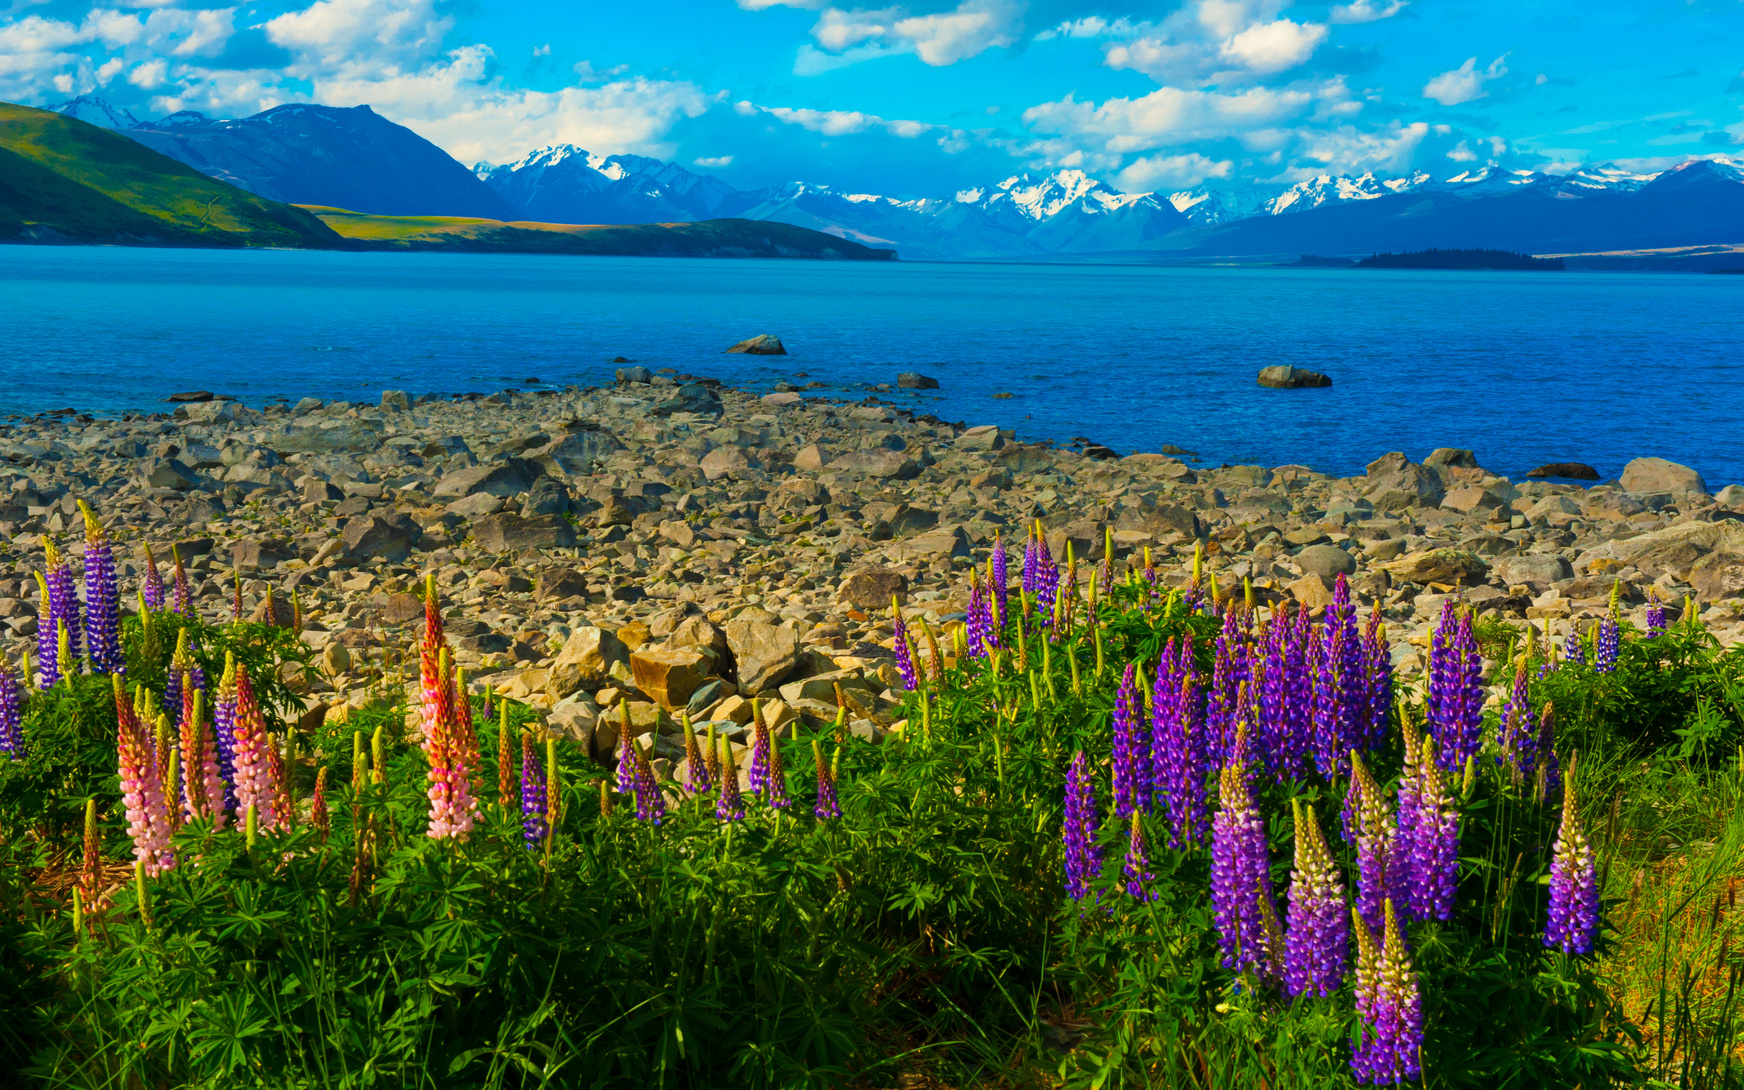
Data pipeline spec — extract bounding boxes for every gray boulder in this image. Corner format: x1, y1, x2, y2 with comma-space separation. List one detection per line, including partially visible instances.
615, 366, 653, 384
1491, 554, 1573, 589
1621, 457, 1707, 497
897, 372, 939, 389
726, 334, 786, 355
1256, 365, 1332, 389
139, 457, 199, 492
653, 383, 724, 417
470, 513, 578, 553
433, 460, 539, 499
1296, 543, 1357, 580
1363, 452, 1445, 512
341, 513, 422, 563
724, 618, 801, 694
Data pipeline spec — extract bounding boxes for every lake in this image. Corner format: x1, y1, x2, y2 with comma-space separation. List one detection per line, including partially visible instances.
1, 245, 1739, 487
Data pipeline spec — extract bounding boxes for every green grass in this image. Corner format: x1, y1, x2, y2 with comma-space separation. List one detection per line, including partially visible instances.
0, 101, 341, 248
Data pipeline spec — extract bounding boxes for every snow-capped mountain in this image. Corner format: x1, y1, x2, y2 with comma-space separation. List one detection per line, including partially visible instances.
475, 144, 747, 223
53, 95, 139, 130
1262, 171, 1433, 215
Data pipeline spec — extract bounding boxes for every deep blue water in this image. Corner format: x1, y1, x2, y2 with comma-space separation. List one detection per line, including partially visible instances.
1, 245, 1740, 487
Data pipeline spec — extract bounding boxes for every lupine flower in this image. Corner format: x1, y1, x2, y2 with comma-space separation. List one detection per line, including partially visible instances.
417, 581, 478, 839
141, 543, 164, 611
1535, 703, 1562, 802
1545, 753, 1599, 955
78, 502, 122, 675
1208, 608, 1252, 766
626, 738, 665, 824
615, 704, 638, 796
1153, 651, 1207, 849
1285, 799, 1348, 999
1646, 595, 1667, 637
1211, 726, 1281, 980
892, 600, 919, 690
748, 701, 773, 798
1594, 616, 1620, 674
1407, 734, 1460, 922
310, 767, 330, 840
683, 718, 713, 796
170, 546, 193, 617
813, 738, 841, 820
1063, 750, 1102, 902
34, 572, 58, 689
1496, 662, 1537, 780
716, 739, 746, 822
1034, 533, 1060, 623
178, 685, 225, 828
1311, 631, 1346, 782
1123, 812, 1157, 901
520, 732, 549, 846
1021, 533, 1040, 601
1563, 628, 1586, 666
1111, 663, 1145, 818
1350, 752, 1403, 935
1361, 608, 1393, 753
0, 656, 23, 758
990, 540, 1008, 645
764, 728, 792, 811
229, 659, 280, 832
964, 571, 991, 659
1427, 603, 1484, 772
114, 676, 174, 876
211, 660, 240, 815
1352, 900, 1423, 1085
42, 537, 83, 673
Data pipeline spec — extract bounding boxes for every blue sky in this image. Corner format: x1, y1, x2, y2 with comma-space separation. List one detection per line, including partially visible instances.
2, 0, 1741, 195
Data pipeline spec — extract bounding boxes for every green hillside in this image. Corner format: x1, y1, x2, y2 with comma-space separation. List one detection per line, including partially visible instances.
0, 101, 340, 248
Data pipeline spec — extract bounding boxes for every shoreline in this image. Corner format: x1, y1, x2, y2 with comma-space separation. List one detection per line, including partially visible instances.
4, 375, 1743, 734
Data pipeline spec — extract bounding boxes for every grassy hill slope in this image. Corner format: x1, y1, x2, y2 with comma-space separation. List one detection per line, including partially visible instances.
306, 207, 898, 259
0, 102, 341, 248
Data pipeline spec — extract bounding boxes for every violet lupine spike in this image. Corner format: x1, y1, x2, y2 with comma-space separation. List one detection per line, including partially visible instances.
964, 572, 990, 659
78, 502, 123, 675
716, 740, 747, 823
1408, 734, 1460, 922
1646, 596, 1667, 637
1034, 537, 1060, 624
1393, 712, 1422, 907
1021, 533, 1039, 601
1535, 703, 1563, 803
520, 733, 549, 847
1207, 608, 1253, 767
1563, 628, 1586, 666
1123, 813, 1157, 902
1285, 799, 1348, 999
1350, 752, 1403, 935
1210, 726, 1280, 980
1594, 616, 1620, 674
1311, 630, 1347, 783
747, 702, 773, 798
114, 676, 174, 876
0, 657, 23, 758
1545, 754, 1599, 955
1149, 638, 1180, 805
764, 731, 792, 811
43, 538, 83, 672
682, 721, 713, 796
813, 739, 842, 821
630, 740, 666, 824
211, 663, 240, 815
1427, 603, 1483, 773
1361, 608, 1393, 753
1063, 750, 1102, 902
892, 602, 919, 690
34, 573, 58, 689
1497, 663, 1537, 779
1155, 663, 1207, 849
1353, 900, 1424, 1086
990, 538, 1008, 642
141, 544, 164, 611
171, 547, 193, 618
1111, 663, 1142, 819
1254, 619, 1288, 780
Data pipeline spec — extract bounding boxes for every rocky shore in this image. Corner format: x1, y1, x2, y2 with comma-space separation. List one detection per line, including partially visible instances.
4, 371, 1742, 767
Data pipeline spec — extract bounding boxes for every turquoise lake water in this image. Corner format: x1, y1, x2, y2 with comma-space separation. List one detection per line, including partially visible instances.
1, 245, 1739, 486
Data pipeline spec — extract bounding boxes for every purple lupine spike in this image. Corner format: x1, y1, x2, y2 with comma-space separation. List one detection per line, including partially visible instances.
1123, 813, 1157, 901
1254, 619, 1286, 779
991, 536, 1009, 638
1563, 627, 1585, 666
1534, 703, 1562, 802
763, 731, 791, 811
629, 739, 666, 824
1111, 663, 1142, 819
1021, 533, 1039, 600
78, 503, 122, 675
747, 704, 773, 797
813, 740, 841, 820
1207, 607, 1253, 767
164, 670, 183, 729
33, 573, 58, 689
1063, 750, 1102, 902
1544, 753, 1598, 954
0, 656, 23, 758
1361, 607, 1392, 753
141, 544, 164, 611
1408, 734, 1460, 922
171, 549, 193, 618
1352, 900, 1423, 1085
1034, 538, 1060, 624
1311, 630, 1346, 782
1594, 616, 1620, 674
1285, 799, 1348, 999
1150, 637, 1181, 805
520, 733, 549, 847
1646, 596, 1667, 637
965, 573, 991, 659
1154, 659, 1207, 848
1350, 753, 1404, 935
1428, 604, 1483, 773
1497, 663, 1537, 779
892, 605, 919, 690
211, 670, 240, 815
1211, 726, 1280, 980
716, 741, 746, 823
43, 538, 83, 671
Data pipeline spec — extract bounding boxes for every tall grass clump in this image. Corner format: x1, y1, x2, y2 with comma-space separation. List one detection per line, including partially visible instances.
0, 510, 1738, 1088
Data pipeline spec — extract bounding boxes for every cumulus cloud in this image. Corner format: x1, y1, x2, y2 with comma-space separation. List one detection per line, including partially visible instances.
262, 0, 449, 73
1423, 55, 1507, 106
0, 7, 239, 101
1115, 151, 1233, 190
1023, 85, 1316, 157
799, 0, 1020, 70
1329, 0, 1405, 25
1219, 18, 1326, 74
739, 99, 937, 138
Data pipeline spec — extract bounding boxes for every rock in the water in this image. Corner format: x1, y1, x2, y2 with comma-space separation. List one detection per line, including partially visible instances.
1621, 457, 1707, 496
838, 568, 908, 609
471, 513, 578, 553
1256, 365, 1332, 389
629, 646, 713, 710
1526, 462, 1600, 480
547, 627, 630, 696
897, 372, 939, 389
166, 391, 214, 403
1296, 543, 1357, 580
724, 618, 801, 695
726, 334, 786, 355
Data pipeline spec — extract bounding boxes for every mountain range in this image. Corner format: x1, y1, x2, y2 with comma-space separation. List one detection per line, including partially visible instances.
45, 92, 1744, 262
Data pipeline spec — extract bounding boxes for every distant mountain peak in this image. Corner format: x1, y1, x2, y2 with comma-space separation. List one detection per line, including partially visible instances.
52, 95, 140, 131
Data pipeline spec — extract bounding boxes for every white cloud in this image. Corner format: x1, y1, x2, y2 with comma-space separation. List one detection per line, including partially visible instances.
1423, 55, 1507, 106
1219, 18, 1326, 74
1023, 85, 1316, 156
742, 99, 935, 138
96, 56, 124, 82
1115, 151, 1233, 189
801, 0, 1020, 69
127, 57, 165, 87
1292, 119, 1430, 174
694, 154, 734, 167
1329, 0, 1404, 25
737, 0, 826, 8
1033, 16, 1148, 41
262, 0, 450, 72
812, 7, 895, 50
